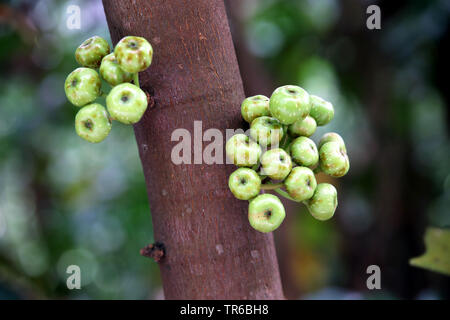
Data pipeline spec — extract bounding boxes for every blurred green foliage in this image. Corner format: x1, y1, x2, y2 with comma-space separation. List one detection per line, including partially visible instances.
241, 0, 449, 299
0, 0, 160, 299
410, 228, 450, 276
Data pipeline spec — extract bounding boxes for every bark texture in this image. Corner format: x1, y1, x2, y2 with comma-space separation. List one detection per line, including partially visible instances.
102, 0, 284, 299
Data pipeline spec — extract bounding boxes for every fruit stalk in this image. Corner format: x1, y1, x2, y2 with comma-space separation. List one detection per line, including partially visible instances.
260, 183, 284, 190
133, 73, 140, 88
274, 188, 301, 202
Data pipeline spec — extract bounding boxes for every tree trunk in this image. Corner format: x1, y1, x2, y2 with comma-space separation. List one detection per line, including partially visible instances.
102, 0, 284, 299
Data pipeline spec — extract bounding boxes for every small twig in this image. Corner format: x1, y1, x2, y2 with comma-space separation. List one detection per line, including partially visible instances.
146, 91, 156, 109
140, 242, 165, 262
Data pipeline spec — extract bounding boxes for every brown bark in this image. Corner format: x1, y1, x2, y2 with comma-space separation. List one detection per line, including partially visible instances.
102, 0, 284, 299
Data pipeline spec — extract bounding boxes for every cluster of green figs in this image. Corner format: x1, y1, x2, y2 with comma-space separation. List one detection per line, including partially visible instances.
64, 35, 153, 143
226, 86, 350, 233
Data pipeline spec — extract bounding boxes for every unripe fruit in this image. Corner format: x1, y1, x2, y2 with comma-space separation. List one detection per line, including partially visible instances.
284, 166, 317, 201
318, 132, 346, 152
309, 95, 334, 126
250, 116, 284, 148
65, 67, 101, 107
241, 95, 270, 123
260, 148, 292, 180
75, 36, 110, 68
248, 194, 285, 233
226, 134, 262, 167
290, 137, 319, 167
228, 168, 261, 200
75, 103, 112, 143
99, 53, 133, 86
269, 85, 310, 125
106, 83, 148, 124
306, 183, 337, 221
319, 141, 350, 177
114, 36, 153, 73
288, 115, 317, 137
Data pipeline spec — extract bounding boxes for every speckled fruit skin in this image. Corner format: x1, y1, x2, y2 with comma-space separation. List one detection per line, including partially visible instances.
269, 85, 311, 125
241, 95, 270, 123
250, 116, 284, 148
290, 136, 319, 167
65, 67, 101, 107
228, 168, 261, 200
319, 141, 349, 177
260, 148, 292, 180
248, 194, 285, 233
106, 83, 148, 124
284, 166, 317, 201
288, 115, 317, 137
114, 36, 153, 73
75, 36, 110, 68
100, 53, 133, 86
309, 95, 334, 126
75, 103, 112, 143
226, 134, 262, 167
318, 132, 346, 152
306, 183, 338, 221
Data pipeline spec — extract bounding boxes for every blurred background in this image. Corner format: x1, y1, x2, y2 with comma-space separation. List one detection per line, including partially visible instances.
0, 0, 449, 299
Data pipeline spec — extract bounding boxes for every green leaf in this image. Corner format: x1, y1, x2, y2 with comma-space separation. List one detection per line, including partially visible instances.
410, 227, 450, 276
